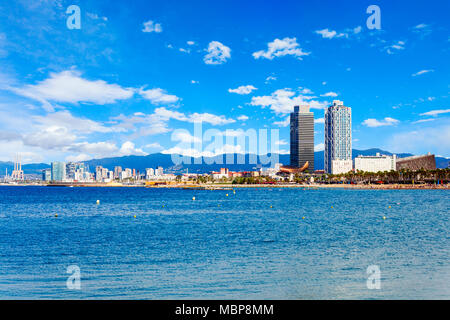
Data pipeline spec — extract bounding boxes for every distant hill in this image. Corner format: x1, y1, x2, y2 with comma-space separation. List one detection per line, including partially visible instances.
0, 149, 448, 176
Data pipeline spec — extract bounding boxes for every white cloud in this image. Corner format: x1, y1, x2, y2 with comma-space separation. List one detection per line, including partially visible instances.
12, 70, 135, 107
299, 87, 313, 94
314, 118, 325, 124
276, 139, 288, 146
314, 143, 325, 152
265, 76, 277, 83
191, 80, 199, 84
253, 37, 309, 60
385, 41, 406, 54
419, 109, 450, 117
87, 12, 107, 21
237, 115, 249, 121
273, 116, 290, 127
362, 117, 400, 127
144, 142, 163, 149
315, 29, 345, 39
139, 88, 180, 104
412, 69, 434, 77
118, 141, 147, 156
228, 85, 257, 95
23, 126, 77, 149
250, 88, 328, 114
413, 119, 435, 124
321, 92, 338, 97
32, 110, 121, 134
189, 112, 235, 125
204, 41, 231, 65
67, 141, 147, 159
414, 23, 429, 29
162, 144, 245, 157
388, 124, 450, 156
187, 41, 196, 46
315, 26, 362, 39
172, 131, 201, 143
142, 20, 162, 33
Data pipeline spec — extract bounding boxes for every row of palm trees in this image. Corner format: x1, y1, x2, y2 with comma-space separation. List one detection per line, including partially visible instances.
320, 168, 450, 184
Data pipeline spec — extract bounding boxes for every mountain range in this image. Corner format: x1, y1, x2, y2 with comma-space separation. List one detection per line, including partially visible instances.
0, 149, 448, 177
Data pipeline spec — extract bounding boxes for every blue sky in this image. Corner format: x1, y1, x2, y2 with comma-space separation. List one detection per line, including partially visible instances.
0, 0, 449, 163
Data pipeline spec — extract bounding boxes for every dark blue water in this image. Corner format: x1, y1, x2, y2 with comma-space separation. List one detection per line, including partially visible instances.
0, 186, 448, 299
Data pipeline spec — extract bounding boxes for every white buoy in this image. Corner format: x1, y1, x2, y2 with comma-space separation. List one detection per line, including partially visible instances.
192, 196, 196, 201
96, 200, 100, 205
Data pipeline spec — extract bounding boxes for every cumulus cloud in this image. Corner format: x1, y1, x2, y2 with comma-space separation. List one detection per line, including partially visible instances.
11, 70, 135, 108
32, 110, 122, 134
23, 126, 77, 149
204, 41, 231, 65
139, 88, 180, 104
253, 37, 310, 60
228, 85, 257, 95
142, 20, 162, 33
362, 117, 400, 127
250, 88, 328, 114
237, 115, 249, 121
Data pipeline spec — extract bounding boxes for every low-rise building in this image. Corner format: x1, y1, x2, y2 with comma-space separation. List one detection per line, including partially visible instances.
396, 153, 436, 171
354, 153, 396, 173
331, 159, 353, 175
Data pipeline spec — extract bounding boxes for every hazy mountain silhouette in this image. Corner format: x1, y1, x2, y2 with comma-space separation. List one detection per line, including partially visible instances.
1, 149, 448, 176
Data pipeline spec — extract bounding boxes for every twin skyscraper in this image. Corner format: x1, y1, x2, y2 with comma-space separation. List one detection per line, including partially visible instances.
289, 100, 352, 173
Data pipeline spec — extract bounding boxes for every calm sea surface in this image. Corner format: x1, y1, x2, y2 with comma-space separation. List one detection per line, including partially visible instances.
0, 186, 448, 299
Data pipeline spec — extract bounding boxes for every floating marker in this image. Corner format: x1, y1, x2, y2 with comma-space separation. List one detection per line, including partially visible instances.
331, 206, 334, 209
192, 197, 196, 201
134, 215, 136, 218
226, 194, 229, 197
270, 206, 273, 208
96, 200, 100, 205
55, 214, 58, 218
383, 216, 387, 220
388, 206, 391, 209
302, 217, 305, 220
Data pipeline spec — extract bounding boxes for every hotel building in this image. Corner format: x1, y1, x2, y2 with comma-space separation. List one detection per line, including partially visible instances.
354, 153, 396, 173
325, 100, 352, 174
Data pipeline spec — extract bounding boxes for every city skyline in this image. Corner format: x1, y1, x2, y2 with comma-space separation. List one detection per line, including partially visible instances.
0, 0, 449, 165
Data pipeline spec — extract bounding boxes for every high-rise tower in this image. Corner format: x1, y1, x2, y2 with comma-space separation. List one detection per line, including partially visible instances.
290, 105, 314, 171
324, 100, 352, 173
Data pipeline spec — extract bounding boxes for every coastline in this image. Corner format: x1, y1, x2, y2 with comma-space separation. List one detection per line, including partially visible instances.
0, 182, 448, 190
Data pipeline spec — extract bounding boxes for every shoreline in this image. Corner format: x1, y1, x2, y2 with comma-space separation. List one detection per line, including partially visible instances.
0, 183, 448, 190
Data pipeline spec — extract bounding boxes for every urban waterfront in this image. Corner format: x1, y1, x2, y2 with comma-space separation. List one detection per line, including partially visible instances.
0, 186, 448, 299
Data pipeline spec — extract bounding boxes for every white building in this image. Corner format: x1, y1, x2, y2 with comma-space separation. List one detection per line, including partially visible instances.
325, 100, 352, 174
146, 168, 155, 179
120, 168, 132, 180
155, 166, 164, 176
331, 159, 353, 175
354, 153, 396, 173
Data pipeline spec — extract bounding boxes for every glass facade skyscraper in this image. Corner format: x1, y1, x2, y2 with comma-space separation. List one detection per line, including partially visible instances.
290, 105, 314, 171
51, 161, 66, 182
324, 100, 352, 174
